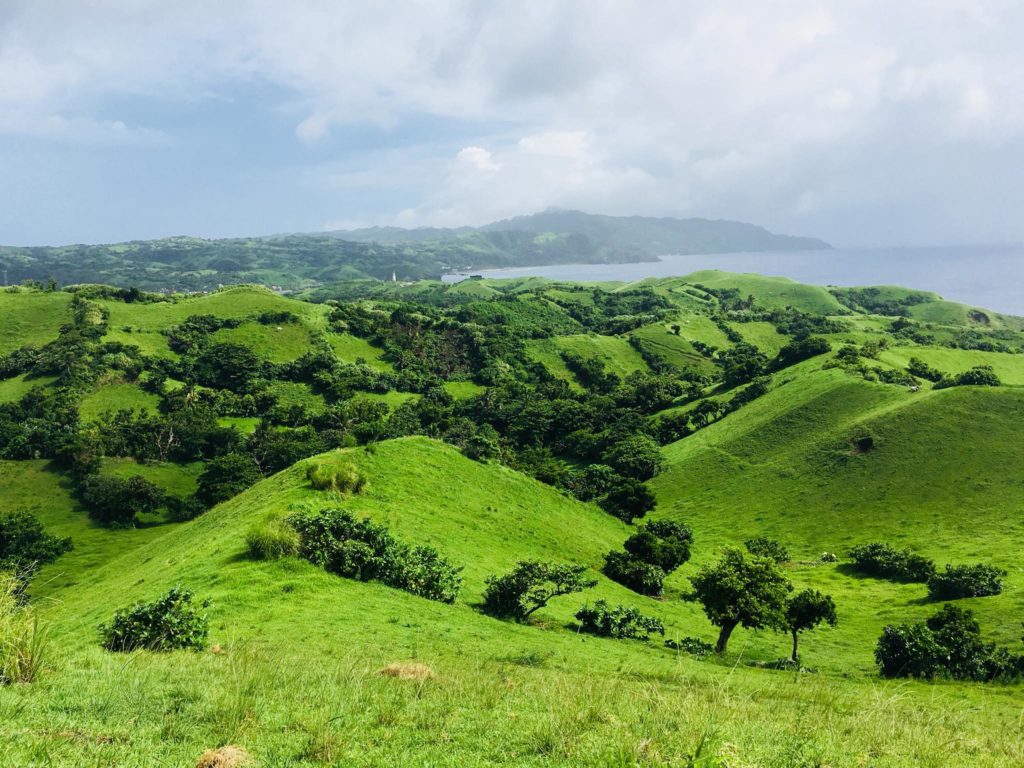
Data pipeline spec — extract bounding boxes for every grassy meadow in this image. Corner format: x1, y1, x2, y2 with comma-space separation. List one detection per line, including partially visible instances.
1, 275, 1022, 766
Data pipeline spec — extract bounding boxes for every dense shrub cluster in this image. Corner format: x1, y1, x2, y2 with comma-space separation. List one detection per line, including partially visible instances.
927, 563, 1005, 600
934, 365, 1002, 389
848, 542, 935, 582
288, 508, 462, 603
100, 587, 210, 652
876, 604, 1022, 681
575, 600, 665, 640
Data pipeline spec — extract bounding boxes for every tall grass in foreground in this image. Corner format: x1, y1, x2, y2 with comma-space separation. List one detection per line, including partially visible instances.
0, 575, 48, 685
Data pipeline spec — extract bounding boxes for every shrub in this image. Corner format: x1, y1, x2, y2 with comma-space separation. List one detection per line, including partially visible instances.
906, 357, 943, 382
848, 542, 935, 582
602, 551, 666, 596
392, 546, 463, 603
876, 604, 1022, 681
598, 478, 656, 523
1, 574, 49, 684
0, 510, 72, 585
246, 513, 300, 560
79, 474, 165, 527
773, 336, 831, 368
744, 536, 789, 563
287, 508, 462, 603
820, 552, 838, 563
306, 462, 366, 495
623, 520, 692, 573
100, 587, 210, 652
874, 622, 944, 679
665, 636, 714, 656
166, 494, 207, 522
196, 453, 262, 507
934, 365, 1002, 389
575, 600, 665, 640
601, 434, 663, 481
482, 561, 596, 621
927, 563, 1005, 600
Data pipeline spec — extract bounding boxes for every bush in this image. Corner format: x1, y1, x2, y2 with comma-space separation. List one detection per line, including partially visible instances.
0, 510, 72, 584
820, 552, 838, 563
664, 636, 715, 656
79, 474, 165, 527
287, 508, 462, 603
575, 600, 665, 640
306, 462, 366, 495
906, 357, 943, 382
927, 563, 1005, 600
1, 574, 48, 684
602, 551, 666, 596
246, 513, 300, 560
744, 536, 789, 563
848, 542, 935, 582
601, 434, 663, 481
598, 478, 656, 523
196, 453, 262, 507
934, 365, 1002, 389
100, 587, 210, 652
482, 561, 596, 620
874, 622, 944, 679
165, 494, 207, 522
876, 604, 1022, 681
623, 520, 692, 573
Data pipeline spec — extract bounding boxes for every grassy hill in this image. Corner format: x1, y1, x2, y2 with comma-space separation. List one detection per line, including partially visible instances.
5, 438, 1020, 766
2, 272, 1024, 766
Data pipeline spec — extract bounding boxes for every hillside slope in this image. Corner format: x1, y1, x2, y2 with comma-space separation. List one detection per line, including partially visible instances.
8, 437, 1020, 766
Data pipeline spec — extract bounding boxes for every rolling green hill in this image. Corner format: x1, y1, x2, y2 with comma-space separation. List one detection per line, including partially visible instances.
2, 271, 1023, 766
0, 211, 829, 291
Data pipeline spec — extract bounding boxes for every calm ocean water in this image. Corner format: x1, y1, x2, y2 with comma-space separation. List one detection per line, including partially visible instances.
442, 245, 1024, 316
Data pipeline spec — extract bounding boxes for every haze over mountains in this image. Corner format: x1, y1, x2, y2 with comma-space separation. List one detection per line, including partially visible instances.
0, 210, 829, 291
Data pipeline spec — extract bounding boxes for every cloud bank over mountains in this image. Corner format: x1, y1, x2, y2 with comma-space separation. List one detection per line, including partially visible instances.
1, 1, 1022, 246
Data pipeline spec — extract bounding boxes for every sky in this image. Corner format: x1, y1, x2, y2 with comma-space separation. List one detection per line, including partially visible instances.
1, 1, 1023, 248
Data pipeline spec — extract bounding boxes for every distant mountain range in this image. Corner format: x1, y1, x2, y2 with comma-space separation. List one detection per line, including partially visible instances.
0, 209, 830, 291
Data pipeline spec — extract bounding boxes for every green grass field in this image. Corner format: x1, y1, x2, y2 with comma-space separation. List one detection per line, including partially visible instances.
2, 437, 1020, 766
78, 381, 161, 421
2, 276, 1024, 766
0, 289, 73, 355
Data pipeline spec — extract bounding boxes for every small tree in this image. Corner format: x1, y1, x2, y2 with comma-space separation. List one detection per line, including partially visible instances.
599, 478, 656, 523
602, 434, 663, 481
690, 548, 792, 654
0, 510, 72, 584
603, 551, 666, 596
623, 520, 692, 573
784, 589, 837, 662
482, 561, 596, 621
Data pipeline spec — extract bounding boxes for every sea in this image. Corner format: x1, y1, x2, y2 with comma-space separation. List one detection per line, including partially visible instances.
442, 245, 1024, 317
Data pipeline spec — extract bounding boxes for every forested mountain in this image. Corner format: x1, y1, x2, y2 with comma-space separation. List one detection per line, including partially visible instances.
0, 210, 829, 292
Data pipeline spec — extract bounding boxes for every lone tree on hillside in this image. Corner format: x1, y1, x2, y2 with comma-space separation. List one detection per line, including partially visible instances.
690, 548, 792, 654
784, 589, 838, 662
482, 561, 597, 621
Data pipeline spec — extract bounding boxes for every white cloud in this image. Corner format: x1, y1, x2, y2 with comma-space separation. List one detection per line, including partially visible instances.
457, 146, 501, 172
1, 0, 1023, 243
